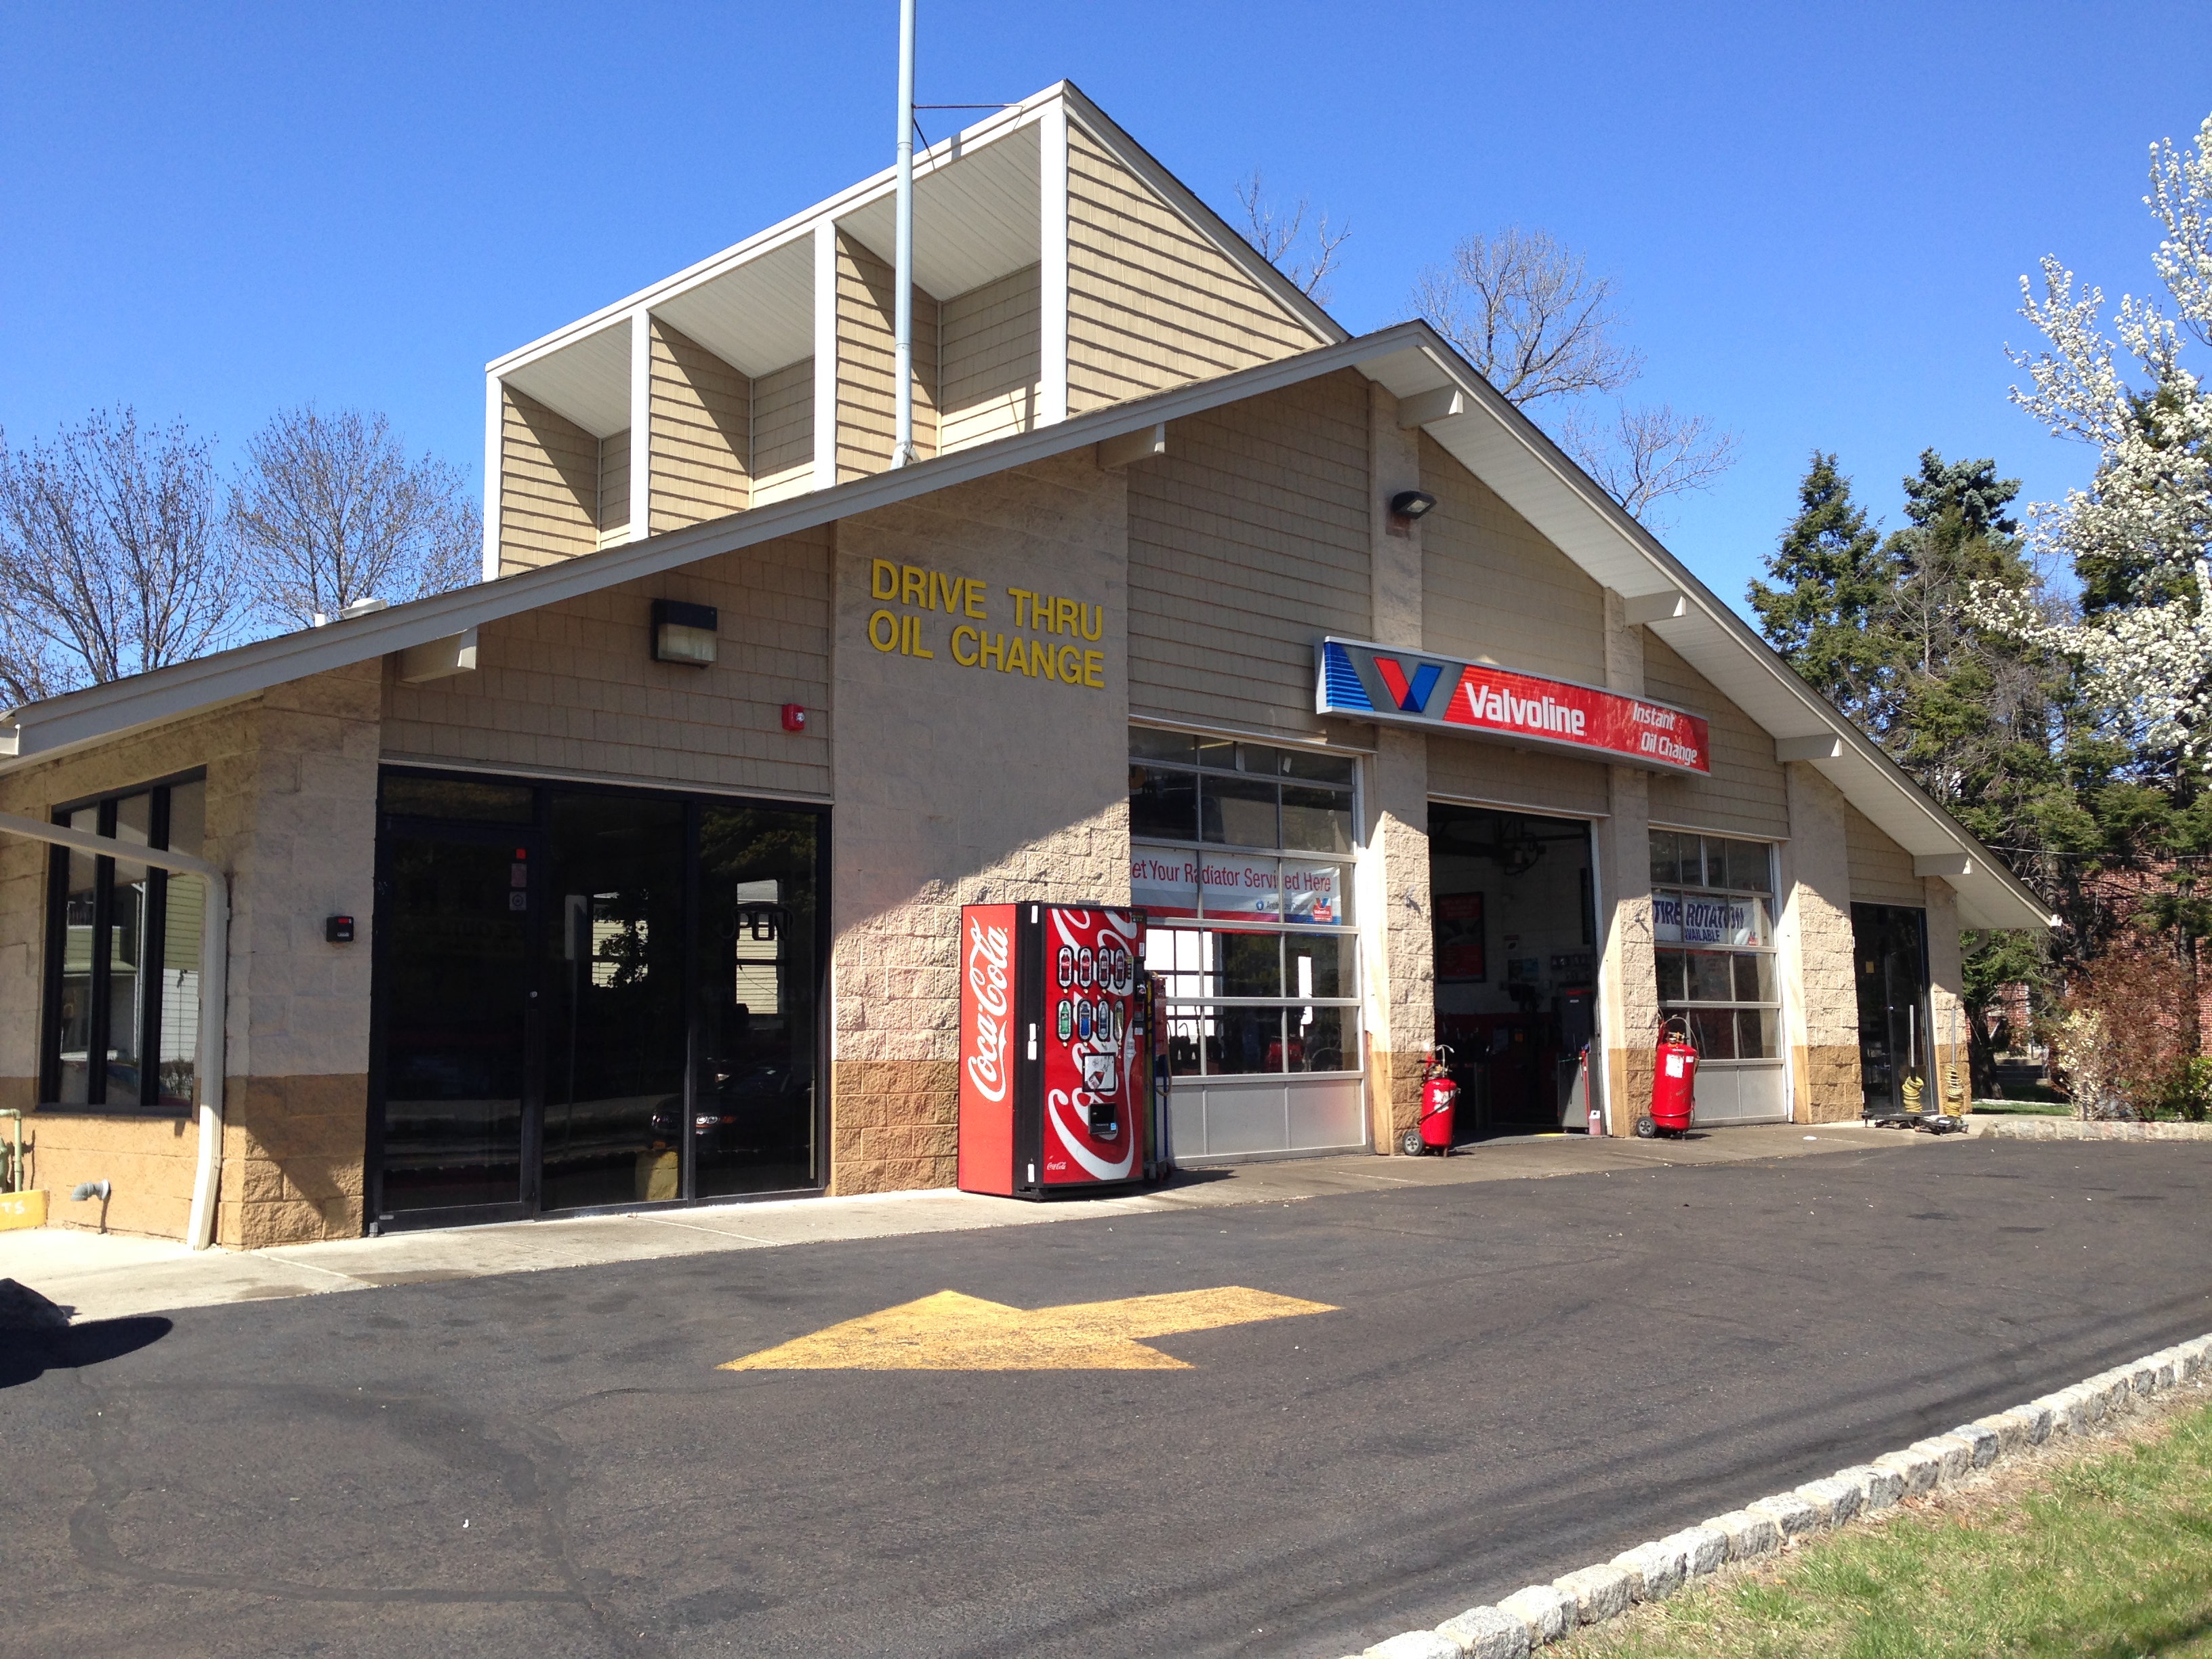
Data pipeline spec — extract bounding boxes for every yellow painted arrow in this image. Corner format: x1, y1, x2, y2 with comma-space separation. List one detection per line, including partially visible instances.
721, 1286, 1336, 1372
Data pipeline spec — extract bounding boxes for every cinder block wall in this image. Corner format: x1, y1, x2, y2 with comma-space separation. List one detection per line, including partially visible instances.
0, 662, 382, 1243
829, 452, 1131, 1193
1780, 764, 1862, 1122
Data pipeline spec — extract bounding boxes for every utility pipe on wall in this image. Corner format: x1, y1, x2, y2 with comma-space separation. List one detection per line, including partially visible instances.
891, 0, 917, 468
0, 811, 230, 1250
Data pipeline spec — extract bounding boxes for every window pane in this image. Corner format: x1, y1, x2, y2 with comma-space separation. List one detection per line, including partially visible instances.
1286, 933, 1353, 1000
1164, 1013, 1203, 1076
165, 780, 206, 858
1732, 953, 1776, 1002
1737, 1008, 1778, 1060
1292, 1005, 1351, 1072
1282, 750, 1356, 786
383, 774, 536, 821
1143, 926, 1208, 1002
1689, 951, 1733, 1002
1196, 737, 1239, 771
1128, 727, 1195, 765
1200, 774, 1279, 847
1212, 930, 1282, 998
1281, 785, 1355, 854
1650, 830, 1681, 887
56, 823, 97, 1105
159, 860, 203, 1108
1687, 1007, 1736, 1059
1206, 1006, 1284, 1073
1655, 949, 1686, 1002
1283, 861, 1350, 925
115, 793, 152, 849
1240, 744, 1287, 777
108, 856, 150, 1103
1129, 765, 1197, 842
1131, 844, 1200, 918
1652, 888, 1682, 943
1727, 840, 1771, 893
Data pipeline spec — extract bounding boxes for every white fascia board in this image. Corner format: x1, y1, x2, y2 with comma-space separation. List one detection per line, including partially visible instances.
484, 89, 1065, 380
1056, 81, 1346, 348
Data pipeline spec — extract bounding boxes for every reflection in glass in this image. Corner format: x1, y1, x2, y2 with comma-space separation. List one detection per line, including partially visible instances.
56, 817, 97, 1105
1128, 766, 1197, 841
1207, 1006, 1282, 1073
1736, 1008, 1778, 1060
1281, 785, 1354, 854
1282, 750, 1356, 786
1655, 949, 1685, 1003
1200, 774, 1279, 848
106, 855, 148, 1103
1687, 1008, 1736, 1059
1286, 933, 1351, 999
1212, 930, 1281, 998
541, 794, 687, 1212
378, 836, 528, 1212
1282, 861, 1349, 924
1128, 729, 1196, 765
1294, 1006, 1349, 1072
1689, 950, 1733, 1002
383, 775, 537, 821
695, 804, 822, 1199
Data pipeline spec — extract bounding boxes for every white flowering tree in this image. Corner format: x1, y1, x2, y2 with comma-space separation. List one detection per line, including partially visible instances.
1976, 113, 2212, 766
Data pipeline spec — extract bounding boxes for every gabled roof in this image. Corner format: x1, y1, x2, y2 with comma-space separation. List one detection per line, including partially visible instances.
0, 320, 2054, 933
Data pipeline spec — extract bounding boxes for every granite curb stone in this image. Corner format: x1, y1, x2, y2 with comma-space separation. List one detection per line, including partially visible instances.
1345, 1327, 2212, 1656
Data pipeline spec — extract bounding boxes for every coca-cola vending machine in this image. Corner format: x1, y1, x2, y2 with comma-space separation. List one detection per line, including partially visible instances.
958, 902, 1150, 1198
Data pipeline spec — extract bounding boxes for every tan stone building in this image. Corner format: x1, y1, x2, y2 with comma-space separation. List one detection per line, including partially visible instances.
0, 84, 2051, 1248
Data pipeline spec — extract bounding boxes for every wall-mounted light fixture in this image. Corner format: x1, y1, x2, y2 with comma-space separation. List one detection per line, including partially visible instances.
1389, 489, 1438, 521
653, 600, 719, 666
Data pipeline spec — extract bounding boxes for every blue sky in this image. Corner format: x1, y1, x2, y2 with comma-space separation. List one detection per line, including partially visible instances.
4, 2, 2209, 619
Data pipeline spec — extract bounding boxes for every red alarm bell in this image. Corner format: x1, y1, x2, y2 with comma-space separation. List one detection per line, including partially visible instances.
781, 703, 806, 732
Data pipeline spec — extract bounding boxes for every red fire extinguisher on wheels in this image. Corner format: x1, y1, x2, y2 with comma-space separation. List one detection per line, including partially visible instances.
1402, 1046, 1459, 1156
1638, 1017, 1698, 1139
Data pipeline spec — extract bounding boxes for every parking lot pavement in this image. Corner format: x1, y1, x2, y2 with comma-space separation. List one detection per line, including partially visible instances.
1, 1122, 1923, 1321
4, 1134, 2205, 1659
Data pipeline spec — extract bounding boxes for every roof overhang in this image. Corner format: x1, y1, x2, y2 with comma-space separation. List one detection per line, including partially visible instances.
1, 322, 2050, 933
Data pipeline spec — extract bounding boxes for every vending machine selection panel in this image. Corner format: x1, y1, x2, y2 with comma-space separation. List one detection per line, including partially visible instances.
958, 902, 1147, 1198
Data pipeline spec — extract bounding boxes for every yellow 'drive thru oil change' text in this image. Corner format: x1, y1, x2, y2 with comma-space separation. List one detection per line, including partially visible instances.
867, 558, 1106, 689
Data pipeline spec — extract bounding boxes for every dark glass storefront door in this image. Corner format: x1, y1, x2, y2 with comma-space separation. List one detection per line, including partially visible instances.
373, 827, 539, 1221
1852, 903, 1931, 1117
369, 770, 827, 1231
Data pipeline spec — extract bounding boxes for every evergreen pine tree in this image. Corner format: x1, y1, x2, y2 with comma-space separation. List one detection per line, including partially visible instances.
1747, 453, 1894, 726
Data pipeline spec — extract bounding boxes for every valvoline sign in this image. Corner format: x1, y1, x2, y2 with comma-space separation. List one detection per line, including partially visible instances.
1315, 637, 1711, 775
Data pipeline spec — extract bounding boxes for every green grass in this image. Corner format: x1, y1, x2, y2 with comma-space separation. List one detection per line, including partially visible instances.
1563, 1399, 2212, 1658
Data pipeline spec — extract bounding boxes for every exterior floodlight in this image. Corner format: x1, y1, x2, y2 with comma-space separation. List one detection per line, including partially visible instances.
653, 600, 719, 667
1390, 490, 1437, 520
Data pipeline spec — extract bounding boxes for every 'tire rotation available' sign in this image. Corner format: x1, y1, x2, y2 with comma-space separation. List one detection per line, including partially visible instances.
1315, 637, 1711, 775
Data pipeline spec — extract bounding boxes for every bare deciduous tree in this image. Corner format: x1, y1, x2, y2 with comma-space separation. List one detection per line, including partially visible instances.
1408, 226, 1736, 525
232, 408, 480, 628
1408, 227, 1641, 405
1558, 403, 1740, 522
1234, 169, 1349, 305
0, 409, 243, 706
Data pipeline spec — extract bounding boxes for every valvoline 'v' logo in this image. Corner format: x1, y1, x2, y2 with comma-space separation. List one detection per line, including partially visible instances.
1372, 657, 1443, 714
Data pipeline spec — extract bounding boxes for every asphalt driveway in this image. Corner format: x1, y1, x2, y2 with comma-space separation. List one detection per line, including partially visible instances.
3, 1136, 2207, 1658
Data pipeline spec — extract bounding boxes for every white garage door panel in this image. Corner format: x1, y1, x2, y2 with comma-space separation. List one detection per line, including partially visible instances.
1168, 1077, 1368, 1162
1694, 1062, 1788, 1125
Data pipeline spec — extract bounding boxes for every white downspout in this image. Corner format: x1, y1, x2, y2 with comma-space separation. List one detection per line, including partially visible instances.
0, 810, 230, 1249
890, 0, 917, 468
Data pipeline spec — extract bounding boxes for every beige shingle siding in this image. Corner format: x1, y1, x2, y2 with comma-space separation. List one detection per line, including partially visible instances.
383, 529, 833, 799
1419, 432, 1606, 683
751, 357, 816, 505
1427, 739, 1609, 819
1845, 802, 1923, 905
939, 263, 1042, 453
836, 232, 939, 481
596, 427, 630, 549
649, 320, 752, 533
1126, 371, 1370, 738
1065, 125, 1317, 415
1643, 635, 1789, 839
498, 386, 598, 575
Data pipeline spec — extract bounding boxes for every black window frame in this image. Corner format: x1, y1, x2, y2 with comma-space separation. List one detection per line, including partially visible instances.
39, 770, 207, 1115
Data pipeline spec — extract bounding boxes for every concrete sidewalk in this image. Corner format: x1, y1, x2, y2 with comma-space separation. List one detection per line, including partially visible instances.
0, 1121, 1927, 1322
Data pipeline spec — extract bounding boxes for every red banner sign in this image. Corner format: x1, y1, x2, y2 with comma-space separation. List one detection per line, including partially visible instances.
1317, 638, 1710, 775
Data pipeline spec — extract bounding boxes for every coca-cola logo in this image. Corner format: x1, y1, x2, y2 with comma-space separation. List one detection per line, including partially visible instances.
964, 916, 1011, 1102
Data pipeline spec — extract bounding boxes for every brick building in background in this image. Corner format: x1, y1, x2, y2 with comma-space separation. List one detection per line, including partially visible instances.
0, 83, 2052, 1247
